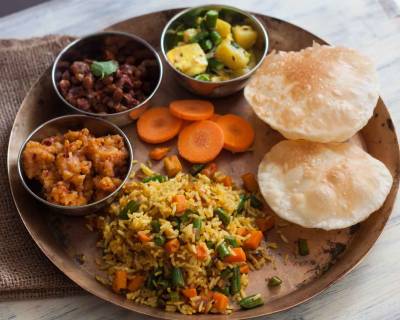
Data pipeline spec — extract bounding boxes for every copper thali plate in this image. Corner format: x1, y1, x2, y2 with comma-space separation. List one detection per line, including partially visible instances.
7, 9, 400, 319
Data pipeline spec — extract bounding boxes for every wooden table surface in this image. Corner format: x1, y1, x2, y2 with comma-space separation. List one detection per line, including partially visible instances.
1, 0, 400, 319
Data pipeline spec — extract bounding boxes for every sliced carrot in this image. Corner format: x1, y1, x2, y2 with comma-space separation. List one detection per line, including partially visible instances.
112, 270, 127, 293
165, 238, 180, 254
182, 287, 197, 298
201, 162, 218, 177
210, 113, 222, 122
149, 147, 170, 160
172, 194, 187, 213
221, 175, 233, 187
213, 291, 229, 313
216, 114, 255, 152
240, 263, 250, 273
224, 247, 247, 263
127, 275, 145, 291
137, 107, 182, 144
241, 172, 259, 192
255, 216, 275, 232
196, 243, 208, 261
237, 227, 249, 236
169, 100, 214, 121
178, 120, 224, 163
243, 230, 263, 250
137, 230, 152, 243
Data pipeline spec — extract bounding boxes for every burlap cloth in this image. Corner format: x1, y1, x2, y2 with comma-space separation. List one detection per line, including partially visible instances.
0, 36, 86, 300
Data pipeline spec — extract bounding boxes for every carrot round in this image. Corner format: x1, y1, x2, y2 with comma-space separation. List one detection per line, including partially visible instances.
216, 114, 255, 152
224, 247, 247, 263
243, 230, 263, 250
137, 107, 182, 144
178, 120, 224, 163
169, 100, 214, 121
165, 238, 180, 254
112, 270, 127, 293
209, 113, 222, 122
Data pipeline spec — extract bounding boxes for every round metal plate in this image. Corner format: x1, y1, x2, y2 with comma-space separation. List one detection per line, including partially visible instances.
7, 9, 400, 319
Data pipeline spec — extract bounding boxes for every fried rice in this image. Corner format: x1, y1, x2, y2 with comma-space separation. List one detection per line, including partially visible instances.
93, 164, 270, 314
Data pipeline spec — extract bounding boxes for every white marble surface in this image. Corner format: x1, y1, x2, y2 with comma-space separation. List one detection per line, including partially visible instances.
1, 0, 400, 319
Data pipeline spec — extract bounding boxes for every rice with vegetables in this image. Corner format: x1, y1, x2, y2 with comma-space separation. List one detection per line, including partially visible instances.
93, 163, 271, 314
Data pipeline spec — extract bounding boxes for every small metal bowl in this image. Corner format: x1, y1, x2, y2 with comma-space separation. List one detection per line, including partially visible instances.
161, 5, 269, 98
17, 115, 133, 216
52, 31, 163, 127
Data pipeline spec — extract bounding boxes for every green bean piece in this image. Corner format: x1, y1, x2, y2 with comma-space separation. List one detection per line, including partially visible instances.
205, 240, 215, 249
208, 58, 224, 72
214, 286, 230, 296
171, 267, 185, 288
239, 294, 264, 309
210, 30, 222, 45
298, 239, 309, 256
194, 73, 211, 81
193, 217, 202, 230
225, 235, 239, 248
236, 194, 249, 215
200, 39, 213, 51
142, 175, 167, 183
191, 31, 209, 43
151, 219, 161, 233
119, 200, 139, 219
145, 273, 157, 290
190, 164, 206, 176
217, 242, 232, 259
268, 276, 282, 287
182, 9, 203, 27
176, 31, 184, 41
170, 217, 181, 230
169, 291, 181, 301
205, 10, 219, 29
154, 234, 166, 246
164, 30, 179, 50
230, 266, 241, 295
215, 208, 231, 226
220, 268, 233, 279
156, 278, 170, 290
250, 194, 263, 209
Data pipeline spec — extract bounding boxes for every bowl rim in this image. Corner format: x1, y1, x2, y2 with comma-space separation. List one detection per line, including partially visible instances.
160, 4, 269, 84
51, 31, 163, 118
17, 114, 134, 211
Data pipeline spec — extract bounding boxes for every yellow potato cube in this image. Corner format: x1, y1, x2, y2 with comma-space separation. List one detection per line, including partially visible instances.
215, 39, 250, 70
215, 18, 232, 38
166, 43, 208, 76
232, 25, 258, 49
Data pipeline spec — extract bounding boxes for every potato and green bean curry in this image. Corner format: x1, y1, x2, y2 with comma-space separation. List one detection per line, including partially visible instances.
165, 9, 259, 82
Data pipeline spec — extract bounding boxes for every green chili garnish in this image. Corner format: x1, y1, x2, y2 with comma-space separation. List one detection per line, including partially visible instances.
154, 234, 166, 246
208, 58, 224, 72
268, 276, 282, 287
298, 239, 309, 256
239, 294, 264, 309
230, 266, 241, 295
194, 73, 211, 81
171, 267, 185, 288
142, 175, 167, 183
119, 200, 139, 219
215, 208, 230, 226
217, 242, 231, 259
190, 164, 206, 176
